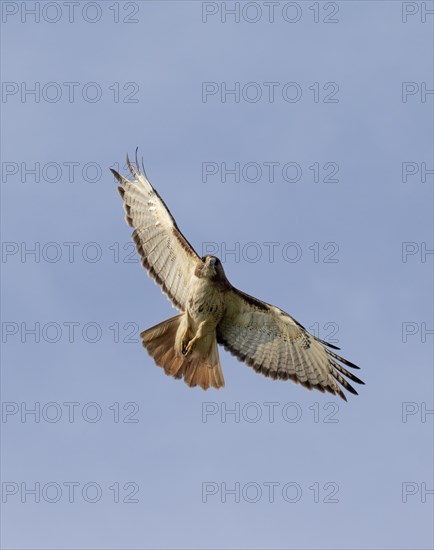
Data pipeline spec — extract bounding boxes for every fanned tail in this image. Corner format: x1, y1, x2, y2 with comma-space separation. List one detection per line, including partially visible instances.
140, 315, 225, 390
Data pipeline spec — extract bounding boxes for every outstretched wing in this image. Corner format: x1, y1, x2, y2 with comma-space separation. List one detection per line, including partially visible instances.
218, 288, 364, 400
111, 154, 200, 311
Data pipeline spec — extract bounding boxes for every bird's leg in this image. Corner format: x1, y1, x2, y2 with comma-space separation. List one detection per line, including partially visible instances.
182, 320, 207, 356
181, 336, 190, 355
177, 313, 193, 356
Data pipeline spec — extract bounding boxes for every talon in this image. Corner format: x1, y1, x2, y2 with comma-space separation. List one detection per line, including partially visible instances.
182, 339, 196, 356
181, 340, 188, 355
182, 339, 192, 356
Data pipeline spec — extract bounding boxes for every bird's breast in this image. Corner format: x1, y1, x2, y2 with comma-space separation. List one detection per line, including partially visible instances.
187, 277, 226, 322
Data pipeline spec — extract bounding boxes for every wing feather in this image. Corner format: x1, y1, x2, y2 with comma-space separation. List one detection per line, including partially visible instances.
111, 155, 200, 311
218, 288, 364, 400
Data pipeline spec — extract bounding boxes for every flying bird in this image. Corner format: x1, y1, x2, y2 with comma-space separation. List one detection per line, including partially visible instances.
111, 154, 364, 401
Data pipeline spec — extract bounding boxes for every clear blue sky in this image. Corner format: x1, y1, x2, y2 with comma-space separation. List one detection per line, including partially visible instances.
1, 1, 433, 549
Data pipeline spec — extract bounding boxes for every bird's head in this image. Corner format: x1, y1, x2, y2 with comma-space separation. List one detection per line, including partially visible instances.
199, 255, 227, 281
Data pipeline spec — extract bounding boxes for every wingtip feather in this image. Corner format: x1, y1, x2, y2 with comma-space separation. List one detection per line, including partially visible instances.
126, 153, 139, 179
110, 168, 124, 184
135, 147, 140, 173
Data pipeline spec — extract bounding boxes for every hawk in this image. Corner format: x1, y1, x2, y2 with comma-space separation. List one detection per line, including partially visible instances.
111, 154, 364, 401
